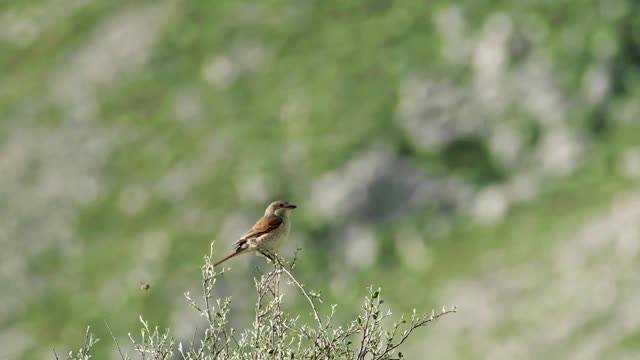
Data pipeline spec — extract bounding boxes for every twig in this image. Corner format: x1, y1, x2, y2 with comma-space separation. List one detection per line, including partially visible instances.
277, 261, 323, 328
356, 300, 372, 360
375, 306, 457, 360
52, 348, 59, 360
104, 320, 126, 360
290, 247, 303, 269
191, 325, 198, 353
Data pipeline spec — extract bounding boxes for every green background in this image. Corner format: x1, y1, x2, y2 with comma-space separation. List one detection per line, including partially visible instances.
1, 0, 640, 358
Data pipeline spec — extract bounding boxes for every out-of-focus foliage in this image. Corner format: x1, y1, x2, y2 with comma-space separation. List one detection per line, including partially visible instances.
1, 0, 639, 359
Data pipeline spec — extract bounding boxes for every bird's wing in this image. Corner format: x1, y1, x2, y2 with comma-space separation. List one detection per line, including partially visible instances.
232, 214, 282, 251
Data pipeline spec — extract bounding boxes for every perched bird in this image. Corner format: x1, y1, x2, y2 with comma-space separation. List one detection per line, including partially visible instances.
213, 200, 297, 267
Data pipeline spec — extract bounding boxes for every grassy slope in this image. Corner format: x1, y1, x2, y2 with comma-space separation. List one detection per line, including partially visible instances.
1, 1, 639, 359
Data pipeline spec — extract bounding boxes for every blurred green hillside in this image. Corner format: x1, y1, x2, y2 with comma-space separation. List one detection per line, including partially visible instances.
1, 0, 640, 359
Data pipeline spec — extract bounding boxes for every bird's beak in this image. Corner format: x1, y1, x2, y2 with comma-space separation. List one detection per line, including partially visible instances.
286, 204, 297, 209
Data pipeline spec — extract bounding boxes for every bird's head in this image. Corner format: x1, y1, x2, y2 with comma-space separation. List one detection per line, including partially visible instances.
267, 200, 297, 217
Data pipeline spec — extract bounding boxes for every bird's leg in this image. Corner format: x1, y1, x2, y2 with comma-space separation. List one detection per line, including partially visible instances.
258, 248, 278, 265
259, 249, 293, 271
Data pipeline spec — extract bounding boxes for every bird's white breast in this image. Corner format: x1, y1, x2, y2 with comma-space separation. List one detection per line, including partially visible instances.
251, 217, 290, 252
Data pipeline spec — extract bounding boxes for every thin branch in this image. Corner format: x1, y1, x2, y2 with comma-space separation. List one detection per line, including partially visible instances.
357, 304, 372, 360
273, 256, 323, 328
104, 320, 127, 360
191, 325, 198, 352
375, 306, 457, 360
52, 348, 59, 360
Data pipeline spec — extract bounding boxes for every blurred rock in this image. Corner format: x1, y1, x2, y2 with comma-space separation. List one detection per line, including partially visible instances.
309, 147, 473, 224
489, 123, 524, 167
396, 78, 482, 149
582, 63, 611, 104
0, 0, 88, 49
202, 55, 236, 88
471, 173, 539, 224
514, 59, 568, 127
202, 44, 270, 88
0, 327, 34, 360
218, 212, 255, 248
421, 192, 640, 360
395, 226, 431, 270
503, 172, 539, 203
536, 127, 584, 176
620, 148, 640, 179
0, 121, 113, 331
471, 186, 509, 224
340, 225, 378, 269
172, 89, 205, 124
117, 186, 150, 216
234, 174, 272, 205
50, 1, 174, 120
472, 12, 512, 112
433, 5, 470, 65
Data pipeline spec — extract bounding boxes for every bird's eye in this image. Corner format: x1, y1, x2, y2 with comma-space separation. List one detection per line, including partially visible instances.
279, 203, 284, 207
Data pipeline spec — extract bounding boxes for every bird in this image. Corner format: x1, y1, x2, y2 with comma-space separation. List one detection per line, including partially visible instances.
213, 200, 297, 267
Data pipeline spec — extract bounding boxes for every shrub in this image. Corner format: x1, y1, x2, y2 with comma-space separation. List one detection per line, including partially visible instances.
62, 242, 455, 359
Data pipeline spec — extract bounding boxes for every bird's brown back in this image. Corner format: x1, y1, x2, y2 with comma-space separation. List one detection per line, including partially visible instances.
232, 214, 283, 250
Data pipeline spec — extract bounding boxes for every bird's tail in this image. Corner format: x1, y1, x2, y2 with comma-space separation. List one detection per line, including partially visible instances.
213, 249, 244, 267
